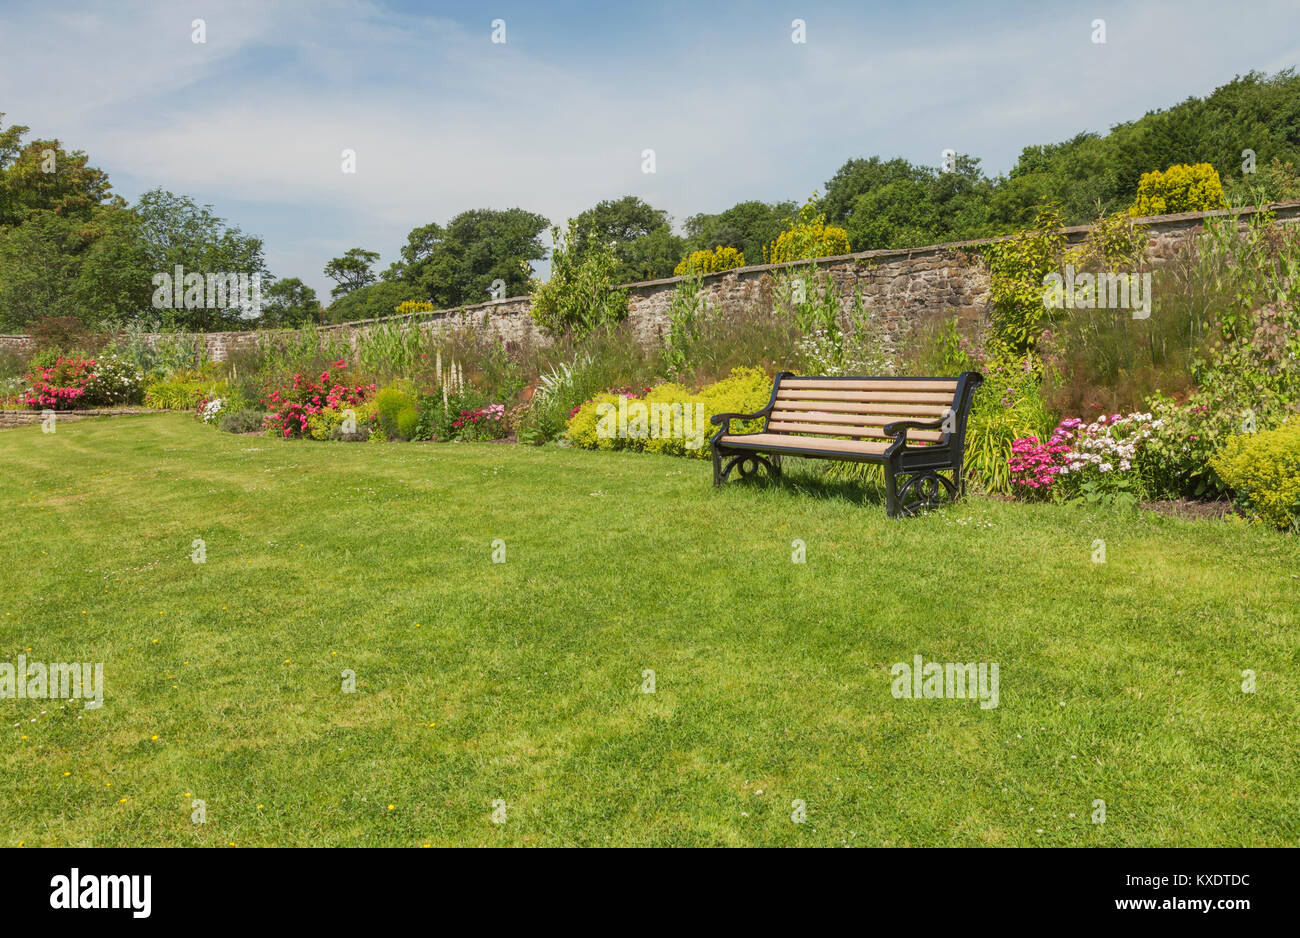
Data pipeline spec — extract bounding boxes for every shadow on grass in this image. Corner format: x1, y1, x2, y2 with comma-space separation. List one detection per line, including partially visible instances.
722, 457, 890, 508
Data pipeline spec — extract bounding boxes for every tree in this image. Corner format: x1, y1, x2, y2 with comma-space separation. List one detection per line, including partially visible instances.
262, 277, 321, 326
847, 155, 994, 250
323, 248, 379, 299
684, 200, 796, 266
820, 157, 928, 226
0, 204, 154, 332
570, 196, 683, 282
324, 279, 421, 324
0, 114, 117, 227
131, 188, 270, 330
388, 207, 549, 307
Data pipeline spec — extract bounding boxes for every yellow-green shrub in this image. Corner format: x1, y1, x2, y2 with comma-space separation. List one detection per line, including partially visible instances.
565, 367, 773, 458
673, 246, 745, 277
1130, 163, 1228, 217
765, 201, 852, 265
565, 390, 624, 451
1210, 419, 1300, 531
306, 400, 377, 441
144, 372, 226, 410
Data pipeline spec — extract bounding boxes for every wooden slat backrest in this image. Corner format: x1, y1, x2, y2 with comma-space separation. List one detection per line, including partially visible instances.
767, 376, 960, 446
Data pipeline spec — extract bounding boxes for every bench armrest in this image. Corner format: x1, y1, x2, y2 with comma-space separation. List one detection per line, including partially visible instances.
709, 407, 772, 430
882, 414, 951, 453
882, 416, 945, 437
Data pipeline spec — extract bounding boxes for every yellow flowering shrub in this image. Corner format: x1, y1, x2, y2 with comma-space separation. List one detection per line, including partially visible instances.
764, 204, 851, 265
1210, 419, 1300, 531
673, 246, 746, 277
564, 367, 773, 459
1129, 163, 1228, 217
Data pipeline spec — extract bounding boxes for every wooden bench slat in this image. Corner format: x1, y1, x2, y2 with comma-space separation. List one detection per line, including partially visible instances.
768, 420, 943, 442
719, 433, 892, 456
773, 400, 950, 417
776, 388, 955, 404
781, 378, 958, 392
769, 410, 899, 426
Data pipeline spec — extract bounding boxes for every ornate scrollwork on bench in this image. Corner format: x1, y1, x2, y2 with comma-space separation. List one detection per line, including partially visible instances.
895, 468, 958, 517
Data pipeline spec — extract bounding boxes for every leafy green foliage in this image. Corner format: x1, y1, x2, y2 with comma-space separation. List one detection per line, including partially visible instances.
324, 280, 421, 324
323, 248, 379, 299
571, 196, 683, 282
565, 367, 771, 459
261, 277, 321, 326
844, 155, 996, 250
683, 200, 795, 267
529, 224, 628, 338
764, 199, 850, 264
387, 207, 549, 307
983, 206, 1068, 353
374, 385, 419, 441
1211, 419, 1300, 530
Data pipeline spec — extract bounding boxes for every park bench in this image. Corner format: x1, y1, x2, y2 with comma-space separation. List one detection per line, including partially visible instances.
709, 371, 984, 517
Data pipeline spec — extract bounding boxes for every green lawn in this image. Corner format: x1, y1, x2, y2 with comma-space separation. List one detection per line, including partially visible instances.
1, 414, 1296, 847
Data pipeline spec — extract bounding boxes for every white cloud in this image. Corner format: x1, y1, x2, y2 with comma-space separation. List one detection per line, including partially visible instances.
2, 0, 1297, 299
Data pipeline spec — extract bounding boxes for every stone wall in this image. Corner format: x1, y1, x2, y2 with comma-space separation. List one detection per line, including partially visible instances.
2, 200, 1297, 364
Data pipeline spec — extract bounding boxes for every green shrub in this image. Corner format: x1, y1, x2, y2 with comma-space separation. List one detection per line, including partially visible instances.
374, 385, 419, 441
218, 410, 268, 434
84, 354, 146, 406
1210, 419, 1300, 531
963, 352, 1057, 495
531, 223, 628, 338
413, 384, 490, 442
983, 205, 1068, 354
30, 347, 60, 370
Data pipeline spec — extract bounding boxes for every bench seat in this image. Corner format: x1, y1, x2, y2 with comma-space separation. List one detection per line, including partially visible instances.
718, 433, 892, 457
710, 371, 984, 517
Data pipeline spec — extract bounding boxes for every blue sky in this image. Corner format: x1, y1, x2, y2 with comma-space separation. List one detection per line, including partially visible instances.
2, 0, 1299, 300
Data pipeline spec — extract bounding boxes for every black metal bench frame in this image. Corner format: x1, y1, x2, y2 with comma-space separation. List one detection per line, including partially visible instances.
709, 371, 984, 517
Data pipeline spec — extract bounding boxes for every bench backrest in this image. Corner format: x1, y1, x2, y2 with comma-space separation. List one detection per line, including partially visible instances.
765, 371, 983, 451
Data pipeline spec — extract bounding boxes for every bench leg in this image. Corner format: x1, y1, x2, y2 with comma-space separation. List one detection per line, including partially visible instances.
712, 446, 724, 487
770, 454, 782, 481
884, 462, 901, 518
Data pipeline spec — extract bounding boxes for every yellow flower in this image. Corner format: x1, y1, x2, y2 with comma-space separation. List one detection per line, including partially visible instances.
387, 804, 395, 811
